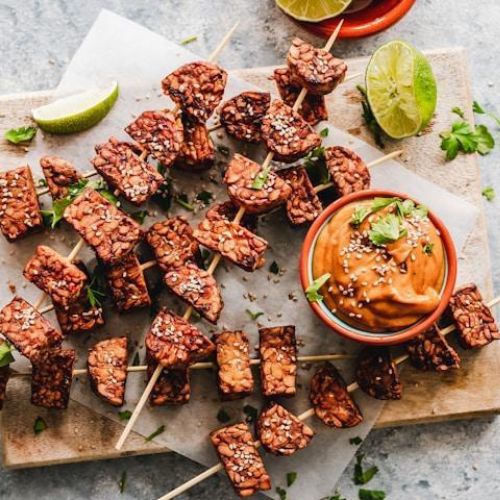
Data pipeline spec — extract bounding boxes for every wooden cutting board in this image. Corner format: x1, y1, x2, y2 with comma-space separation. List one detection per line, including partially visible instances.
1, 48, 498, 469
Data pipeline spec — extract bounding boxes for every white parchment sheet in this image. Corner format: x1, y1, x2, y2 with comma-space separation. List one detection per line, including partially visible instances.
1, 10, 478, 499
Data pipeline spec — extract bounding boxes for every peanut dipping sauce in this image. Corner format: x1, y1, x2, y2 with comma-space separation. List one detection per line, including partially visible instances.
312, 198, 446, 332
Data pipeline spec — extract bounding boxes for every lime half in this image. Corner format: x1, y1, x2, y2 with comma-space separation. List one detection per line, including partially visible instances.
366, 41, 437, 139
32, 81, 119, 134
276, 0, 352, 22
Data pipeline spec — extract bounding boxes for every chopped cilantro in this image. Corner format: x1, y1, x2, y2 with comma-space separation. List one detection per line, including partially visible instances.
305, 273, 331, 303
145, 425, 165, 442
320, 127, 329, 138
276, 486, 287, 500
304, 146, 329, 185
37, 178, 48, 188
85, 268, 106, 308
349, 436, 363, 445
131, 210, 149, 224
251, 165, 271, 190
243, 404, 258, 423
4, 126, 37, 144
353, 453, 379, 485
440, 119, 494, 161
175, 194, 194, 211
180, 35, 198, 45
286, 472, 297, 487
371, 197, 399, 213
452, 106, 465, 118
473, 100, 500, 126
368, 214, 407, 246
423, 243, 434, 255
216, 408, 231, 423
0, 341, 14, 368
196, 190, 214, 205
34, 416, 47, 435
246, 309, 264, 321
357, 85, 385, 149
482, 186, 496, 201
269, 261, 280, 274
118, 410, 132, 421
118, 471, 127, 494
358, 489, 386, 500
350, 206, 370, 227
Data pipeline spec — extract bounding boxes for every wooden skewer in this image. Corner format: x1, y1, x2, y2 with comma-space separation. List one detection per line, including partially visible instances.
115, 22, 240, 452
158, 294, 500, 499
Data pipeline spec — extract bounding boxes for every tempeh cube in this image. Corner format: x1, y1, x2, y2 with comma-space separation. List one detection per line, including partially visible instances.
162, 61, 227, 122
279, 167, 322, 225
213, 331, 254, 400
224, 154, 292, 214
105, 253, 151, 311
206, 202, 258, 232
406, 325, 460, 371
355, 348, 402, 400
145, 309, 214, 369
273, 67, 328, 125
259, 326, 297, 397
174, 115, 215, 171
87, 337, 128, 406
324, 146, 371, 197
261, 100, 321, 163
448, 283, 500, 349
287, 38, 347, 95
146, 216, 200, 272
163, 263, 223, 323
220, 91, 271, 143
0, 365, 10, 410
64, 188, 143, 265
146, 353, 190, 406
0, 166, 43, 242
310, 362, 363, 428
23, 245, 88, 310
92, 137, 164, 205
210, 422, 271, 497
31, 348, 75, 409
125, 110, 184, 168
257, 402, 314, 456
193, 214, 268, 272
0, 297, 63, 361
40, 156, 81, 200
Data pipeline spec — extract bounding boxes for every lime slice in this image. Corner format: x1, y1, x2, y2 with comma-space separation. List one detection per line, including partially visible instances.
32, 81, 119, 134
276, 0, 352, 22
365, 41, 437, 139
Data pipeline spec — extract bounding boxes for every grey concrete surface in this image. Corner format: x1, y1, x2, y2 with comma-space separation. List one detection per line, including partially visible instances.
0, 0, 499, 499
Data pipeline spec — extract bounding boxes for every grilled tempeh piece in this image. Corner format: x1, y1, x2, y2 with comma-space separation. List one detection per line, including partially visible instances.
406, 325, 460, 371
145, 309, 214, 369
125, 110, 184, 168
146, 216, 200, 271
87, 337, 128, 406
0, 297, 63, 361
261, 100, 322, 163
163, 263, 223, 323
31, 348, 75, 409
40, 156, 82, 200
64, 189, 143, 265
448, 283, 500, 349
206, 201, 258, 232
211, 422, 271, 497
0, 363, 10, 410
324, 146, 370, 197
273, 67, 328, 125
92, 137, 164, 205
175, 115, 215, 170
220, 91, 271, 143
213, 331, 254, 400
287, 37, 347, 95
23, 245, 88, 310
310, 363, 363, 428
193, 213, 268, 272
224, 153, 292, 214
0, 166, 43, 242
355, 348, 402, 400
146, 353, 190, 406
162, 61, 227, 122
259, 326, 297, 397
104, 253, 151, 311
279, 166, 322, 225
257, 402, 314, 456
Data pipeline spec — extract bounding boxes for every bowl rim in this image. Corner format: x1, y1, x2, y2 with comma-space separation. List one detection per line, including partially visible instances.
296, 0, 417, 39
299, 189, 458, 346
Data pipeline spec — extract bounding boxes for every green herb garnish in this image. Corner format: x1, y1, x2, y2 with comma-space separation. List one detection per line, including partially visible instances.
357, 85, 385, 149
354, 453, 379, 485
217, 145, 230, 156
371, 197, 399, 212
118, 410, 132, 421
0, 341, 14, 368
305, 273, 331, 303
350, 206, 370, 228
85, 269, 106, 308
196, 190, 214, 205
320, 127, 329, 138
286, 472, 297, 487
251, 165, 271, 190
440, 120, 494, 161
276, 486, 287, 500
216, 408, 231, 423
34, 416, 47, 435
4, 126, 37, 144
38, 178, 48, 188
180, 35, 198, 45
269, 261, 280, 274
358, 489, 386, 500
175, 194, 194, 211
145, 425, 165, 442
482, 186, 496, 201
368, 214, 407, 246
304, 146, 329, 185
349, 436, 363, 445
473, 100, 500, 126
246, 309, 264, 321
131, 210, 149, 224
452, 106, 465, 118
243, 404, 258, 423
423, 243, 434, 255
118, 471, 127, 494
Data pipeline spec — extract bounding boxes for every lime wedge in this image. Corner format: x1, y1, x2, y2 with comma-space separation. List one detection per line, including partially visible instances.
365, 41, 437, 139
276, 0, 352, 22
32, 81, 119, 134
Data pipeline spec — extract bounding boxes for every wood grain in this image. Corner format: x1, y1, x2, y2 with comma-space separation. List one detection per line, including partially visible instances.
1, 48, 497, 469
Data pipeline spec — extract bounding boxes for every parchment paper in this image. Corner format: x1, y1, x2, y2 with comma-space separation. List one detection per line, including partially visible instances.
2, 10, 479, 499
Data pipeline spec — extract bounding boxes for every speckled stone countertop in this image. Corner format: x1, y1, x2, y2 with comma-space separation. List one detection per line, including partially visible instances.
0, 1, 499, 499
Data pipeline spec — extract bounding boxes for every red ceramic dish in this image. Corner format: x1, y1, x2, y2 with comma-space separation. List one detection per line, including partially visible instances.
295, 0, 417, 39
299, 190, 458, 346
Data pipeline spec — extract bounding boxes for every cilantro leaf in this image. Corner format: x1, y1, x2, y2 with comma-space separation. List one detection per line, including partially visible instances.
473, 100, 500, 126
34, 416, 47, 435
269, 261, 280, 274
4, 126, 37, 144
286, 472, 297, 487
246, 309, 264, 321
351, 206, 371, 227
243, 404, 258, 423
325, 494, 347, 500
276, 486, 287, 500
357, 85, 385, 149
118, 410, 132, 421
118, 471, 127, 494
85, 268, 107, 308
180, 35, 198, 45
358, 489, 386, 500
474, 124, 495, 155
175, 194, 194, 211
145, 425, 165, 442
305, 273, 331, 303
251, 165, 271, 190
423, 243, 434, 255
349, 436, 363, 445
369, 214, 406, 246
130, 210, 149, 224
304, 146, 329, 185
452, 106, 465, 118
0, 341, 14, 368
371, 197, 399, 213
320, 127, 329, 138
196, 190, 214, 205
354, 453, 379, 485
482, 186, 496, 201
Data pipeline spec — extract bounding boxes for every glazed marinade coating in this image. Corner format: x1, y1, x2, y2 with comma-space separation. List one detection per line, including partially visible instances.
210, 422, 271, 497
31, 348, 75, 409
0, 296, 63, 361
0, 166, 43, 242
310, 362, 363, 428
206, 202, 258, 232
23, 245, 88, 310
40, 156, 82, 200
87, 337, 128, 406
64, 189, 143, 265
258, 325, 297, 397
